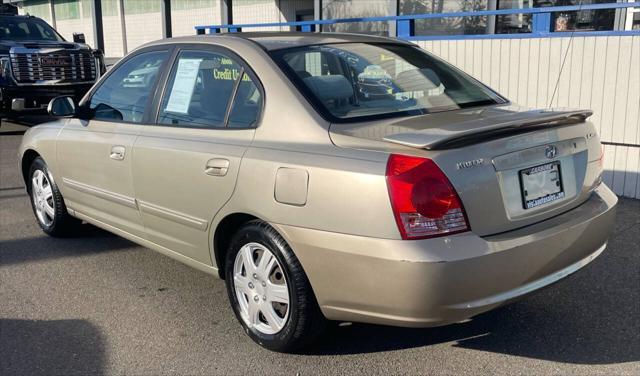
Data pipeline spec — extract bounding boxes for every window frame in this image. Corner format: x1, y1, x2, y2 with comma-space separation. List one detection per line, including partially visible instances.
269, 42, 509, 124
150, 43, 265, 130
78, 45, 175, 125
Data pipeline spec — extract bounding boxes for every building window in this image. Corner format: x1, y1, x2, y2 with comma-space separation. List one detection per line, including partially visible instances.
100, 0, 120, 17
496, 0, 618, 34
123, 0, 161, 14
626, 5, 640, 30
399, 0, 620, 35
22, 0, 53, 24
400, 0, 490, 36
53, 0, 80, 21
323, 0, 396, 35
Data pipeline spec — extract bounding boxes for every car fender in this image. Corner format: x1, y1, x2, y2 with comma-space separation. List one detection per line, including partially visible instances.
18, 120, 67, 190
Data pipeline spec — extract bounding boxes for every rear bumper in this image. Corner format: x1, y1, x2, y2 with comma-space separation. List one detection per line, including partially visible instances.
1, 84, 92, 113
272, 184, 617, 327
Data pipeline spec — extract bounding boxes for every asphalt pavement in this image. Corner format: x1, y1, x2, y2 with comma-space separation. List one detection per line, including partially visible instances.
1, 119, 639, 375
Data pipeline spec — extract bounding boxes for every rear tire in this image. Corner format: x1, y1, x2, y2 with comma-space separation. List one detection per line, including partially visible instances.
28, 157, 81, 237
225, 220, 326, 352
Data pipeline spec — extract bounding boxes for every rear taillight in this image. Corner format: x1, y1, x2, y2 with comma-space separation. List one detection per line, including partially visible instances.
386, 154, 469, 240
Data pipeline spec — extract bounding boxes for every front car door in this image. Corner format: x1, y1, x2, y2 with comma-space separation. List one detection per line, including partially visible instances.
57, 48, 171, 237
132, 46, 263, 265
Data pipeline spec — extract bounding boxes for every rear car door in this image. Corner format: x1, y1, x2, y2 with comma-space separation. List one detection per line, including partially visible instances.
57, 48, 170, 237
132, 46, 262, 264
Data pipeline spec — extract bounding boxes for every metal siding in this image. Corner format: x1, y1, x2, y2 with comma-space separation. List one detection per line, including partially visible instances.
623, 147, 639, 198
626, 36, 640, 145
613, 37, 633, 145
600, 37, 620, 142
417, 36, 640, 198
612, 146, 628, 194
508, 39, 519, 103
590, 37, 608, 140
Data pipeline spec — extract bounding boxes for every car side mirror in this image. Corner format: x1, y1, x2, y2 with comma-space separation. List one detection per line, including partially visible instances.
73, 32, 86, 44
48, 96, 76, 117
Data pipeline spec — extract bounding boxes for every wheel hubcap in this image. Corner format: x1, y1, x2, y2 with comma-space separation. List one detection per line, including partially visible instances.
233, 242, 290, 335
31, 170, 55, 227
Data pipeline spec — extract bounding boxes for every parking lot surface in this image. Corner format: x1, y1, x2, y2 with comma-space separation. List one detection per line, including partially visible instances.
1, 120, 639, 375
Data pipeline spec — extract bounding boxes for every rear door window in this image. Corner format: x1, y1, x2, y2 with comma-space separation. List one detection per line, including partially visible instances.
227, 72, 262, 128
157, 50, 261, 129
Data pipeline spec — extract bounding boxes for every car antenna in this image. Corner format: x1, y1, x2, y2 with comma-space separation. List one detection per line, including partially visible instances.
548, 0, 584, 109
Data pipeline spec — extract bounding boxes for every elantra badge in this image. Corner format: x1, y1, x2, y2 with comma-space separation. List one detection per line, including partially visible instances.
456, 158, 484, 170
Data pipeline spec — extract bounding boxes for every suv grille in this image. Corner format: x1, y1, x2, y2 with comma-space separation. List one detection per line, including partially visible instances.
9, 51, 96, 84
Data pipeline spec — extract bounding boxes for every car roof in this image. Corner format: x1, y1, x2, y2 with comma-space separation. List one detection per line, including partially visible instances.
148, 32, 414, 51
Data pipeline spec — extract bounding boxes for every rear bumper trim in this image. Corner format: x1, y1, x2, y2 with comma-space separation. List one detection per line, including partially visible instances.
449, 242, 606, 310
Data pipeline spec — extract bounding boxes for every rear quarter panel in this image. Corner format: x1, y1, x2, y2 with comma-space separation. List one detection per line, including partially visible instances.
218, 144, 399, 241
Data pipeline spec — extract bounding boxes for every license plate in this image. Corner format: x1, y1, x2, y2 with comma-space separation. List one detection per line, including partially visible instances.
519, 162, 564, 209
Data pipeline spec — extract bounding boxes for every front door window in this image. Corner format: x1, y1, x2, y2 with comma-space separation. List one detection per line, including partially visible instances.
87, 50, 168, 123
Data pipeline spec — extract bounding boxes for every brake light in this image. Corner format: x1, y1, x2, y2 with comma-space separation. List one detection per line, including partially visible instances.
386, 154, 469, 240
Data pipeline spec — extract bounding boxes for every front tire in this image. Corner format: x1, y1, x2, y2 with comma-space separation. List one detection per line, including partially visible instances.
225, 220, 326, 352
28, 157, 80, 236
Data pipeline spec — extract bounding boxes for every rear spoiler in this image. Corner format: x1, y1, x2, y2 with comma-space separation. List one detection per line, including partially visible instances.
383, 110, 593, 150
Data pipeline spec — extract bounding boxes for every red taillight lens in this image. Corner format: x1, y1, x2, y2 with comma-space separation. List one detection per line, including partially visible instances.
386, 154, 469, 240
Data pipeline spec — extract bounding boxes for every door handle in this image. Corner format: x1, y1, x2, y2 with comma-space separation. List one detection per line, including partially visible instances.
205, 158, 230, 176
110, 145, 126, 161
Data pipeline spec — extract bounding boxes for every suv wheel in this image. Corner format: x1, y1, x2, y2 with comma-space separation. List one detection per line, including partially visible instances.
225, 220, 326, 352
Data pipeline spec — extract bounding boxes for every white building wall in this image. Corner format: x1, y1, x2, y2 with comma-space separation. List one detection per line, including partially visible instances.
233, 0, 312, 31
18, 1, 53, 25
102, 14, 125, 57
417, 36, 640, 199
55, 1, 95, 47
171, 1, 221, 37
55, 17, 95, 48
124, 11, 163, 51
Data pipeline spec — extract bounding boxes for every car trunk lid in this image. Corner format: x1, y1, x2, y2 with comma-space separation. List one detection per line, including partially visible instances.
329, 105, 604, 236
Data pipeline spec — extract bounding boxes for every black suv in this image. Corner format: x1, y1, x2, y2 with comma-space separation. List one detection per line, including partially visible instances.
1, 14, 105, 117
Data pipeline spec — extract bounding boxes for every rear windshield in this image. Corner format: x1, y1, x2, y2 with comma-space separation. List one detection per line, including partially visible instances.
271, 43, 505, 122
0, 17, 63, 42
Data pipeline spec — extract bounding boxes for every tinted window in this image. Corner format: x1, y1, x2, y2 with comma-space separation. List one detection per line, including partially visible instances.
158, 50, 247, 128
0, 17, 63, 41
273, 43, 504, 121
228, 73, 262, 128
88, 51, 167, 123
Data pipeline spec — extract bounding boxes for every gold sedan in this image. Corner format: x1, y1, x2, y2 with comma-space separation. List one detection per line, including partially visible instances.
19, 32, 616, 352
